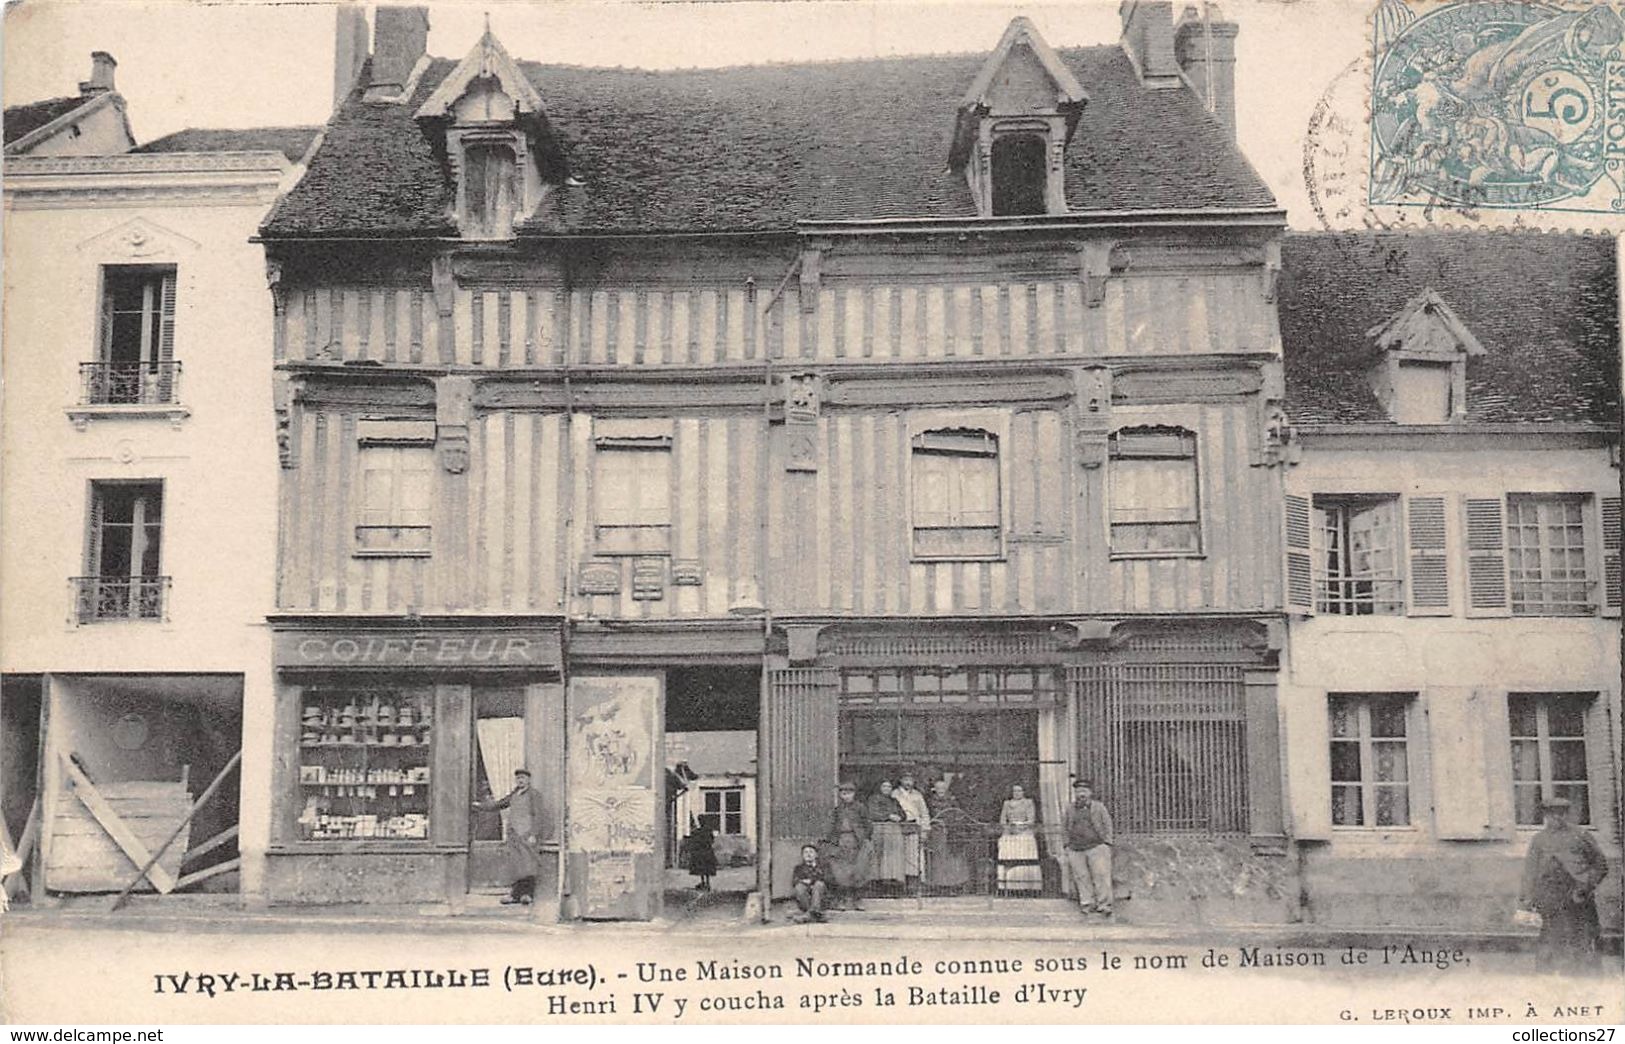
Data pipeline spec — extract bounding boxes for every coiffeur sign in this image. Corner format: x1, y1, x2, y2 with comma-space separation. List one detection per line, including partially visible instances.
274, 628, 563, 669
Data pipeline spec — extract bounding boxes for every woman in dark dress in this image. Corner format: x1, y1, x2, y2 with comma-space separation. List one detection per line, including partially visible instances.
684, 817, 719, 891
925, 778, 971, 890
866, 780, 907, 884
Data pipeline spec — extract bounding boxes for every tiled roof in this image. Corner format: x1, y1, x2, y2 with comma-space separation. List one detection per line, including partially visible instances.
133, 126, 320, 163
1280, 231, 1620, 427
262, 45, 1276, 238
3, 95, 90, 146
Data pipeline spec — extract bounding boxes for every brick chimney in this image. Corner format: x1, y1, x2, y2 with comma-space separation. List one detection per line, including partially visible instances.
78, 51, 116, 96
1119, 1, 1181, 88
333, 4, 369, 109
368, 5, 430, 100
1176, 5, 1240, 139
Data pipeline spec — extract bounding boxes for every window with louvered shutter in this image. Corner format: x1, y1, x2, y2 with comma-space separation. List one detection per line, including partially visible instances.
95, 265, 178, 405
1602, 496, 1620, 617
1108, 427, 1200, 556
1405, 495, 1450, 615
911, 429, 1001, 560
1283, 493, 1314, 615
1313, 496, 1402, 615
1462, 497, 1509, 617
594, 437, 673, 555
355, 445, 434, 556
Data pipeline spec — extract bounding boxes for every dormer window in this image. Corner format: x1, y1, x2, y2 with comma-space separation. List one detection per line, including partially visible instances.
415, 28, 563, 241
991, 133, 1048, 216
462, 138, 518, 239
950, 18, 1087, 219
1366, 288, 1484, 424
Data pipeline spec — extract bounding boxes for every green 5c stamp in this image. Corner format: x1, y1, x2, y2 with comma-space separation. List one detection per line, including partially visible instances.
1370, 1, 1625, 212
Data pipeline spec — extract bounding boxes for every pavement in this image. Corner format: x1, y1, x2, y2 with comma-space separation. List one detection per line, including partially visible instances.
2, 889, 1586, 953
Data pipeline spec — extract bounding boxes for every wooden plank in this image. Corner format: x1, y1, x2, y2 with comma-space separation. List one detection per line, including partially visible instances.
60, 753, 176, 894
174, 856, 240, 893
110, 750, 240, 909
181, 825, 239, 867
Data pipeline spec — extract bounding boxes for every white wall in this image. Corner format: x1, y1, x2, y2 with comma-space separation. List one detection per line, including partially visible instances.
2, 174, 285, 899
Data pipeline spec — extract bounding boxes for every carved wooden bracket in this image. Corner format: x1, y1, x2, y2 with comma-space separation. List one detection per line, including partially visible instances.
784, 624, 825, 665
264, 259, 285, 313
272, 373, 300, 469
1073, 367, 1111, 469
430, 255, 457, 318
783, 372, 823, 473
1080, 241, 1115, 308
436, 374, 474, 474
1262, 240, 1282, 303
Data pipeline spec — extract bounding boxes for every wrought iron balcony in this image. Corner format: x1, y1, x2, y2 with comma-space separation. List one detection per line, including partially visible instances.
78, 361, 181, 406
72, 576, 171, 623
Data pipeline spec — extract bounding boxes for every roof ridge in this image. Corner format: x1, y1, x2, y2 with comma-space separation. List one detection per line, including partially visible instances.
504, 43, 1118, 75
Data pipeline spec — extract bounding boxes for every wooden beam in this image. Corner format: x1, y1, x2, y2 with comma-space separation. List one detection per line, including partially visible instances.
109, 750, 241, 911
180, 824, 239, 868
174, 856, 240, 893
59, 752, 177, 894
2, 799, 38, 899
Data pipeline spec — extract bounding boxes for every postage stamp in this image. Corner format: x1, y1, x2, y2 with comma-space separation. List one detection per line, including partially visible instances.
1370, 0, 1625, 213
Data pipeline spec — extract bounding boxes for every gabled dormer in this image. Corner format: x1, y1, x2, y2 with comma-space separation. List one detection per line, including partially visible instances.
1365, 288, 1485, 424
949, 17, 1087, 218
415, 26, 566, 240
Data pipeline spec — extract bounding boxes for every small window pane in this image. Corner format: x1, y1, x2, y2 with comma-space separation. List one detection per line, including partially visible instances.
1514, 783, 1543, 826
1547, 698, 1586, 737
1331, 785, 1362, 826
1373, 785, 1410, 826
1330, 741, 1362, 782
1549, 739, 1588, 782
1369, 702, 1407, 738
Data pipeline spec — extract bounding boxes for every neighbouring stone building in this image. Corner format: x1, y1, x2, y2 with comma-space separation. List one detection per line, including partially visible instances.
1277, 231, 1621, 933
1, 51, 316, 908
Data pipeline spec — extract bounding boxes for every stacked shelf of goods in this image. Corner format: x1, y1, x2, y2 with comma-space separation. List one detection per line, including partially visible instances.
298, 692, 433, 840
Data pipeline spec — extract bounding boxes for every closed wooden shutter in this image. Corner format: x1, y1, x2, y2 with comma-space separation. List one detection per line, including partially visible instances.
1283, 493, 1315, 615
1427, 688, 1493, 839
157, 270, 177, 364
1601, 495, 1620, 617
1405, 495, 1451, 615
1293, 690, 1333, 841
1463, 497, 1510, 617
767, 667, 836, 896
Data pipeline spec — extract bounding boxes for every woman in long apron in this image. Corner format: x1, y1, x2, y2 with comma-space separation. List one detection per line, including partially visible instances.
997, 783, 1042, 893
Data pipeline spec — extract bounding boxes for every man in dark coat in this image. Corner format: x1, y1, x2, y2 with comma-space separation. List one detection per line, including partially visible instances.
472, 768, 548, 905
1518, 797, 1609, 973
825, 780, 873, 910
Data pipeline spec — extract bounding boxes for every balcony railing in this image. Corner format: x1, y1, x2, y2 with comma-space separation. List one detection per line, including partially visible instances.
1511, 577, 1598, 617
1315, 575, 1404, 616
78, 361, 181, 406
72, 576, 170, 623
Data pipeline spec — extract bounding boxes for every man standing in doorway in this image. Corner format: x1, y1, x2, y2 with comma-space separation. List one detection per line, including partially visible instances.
1518, 796, 1607, 973
1064, 779, 1114, 917
472, 768, 548, 905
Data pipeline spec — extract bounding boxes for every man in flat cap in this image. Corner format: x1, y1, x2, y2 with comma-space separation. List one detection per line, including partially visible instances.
472, 768, 549, 906
824, 779, 872, 911
1518, 796, 1608, 972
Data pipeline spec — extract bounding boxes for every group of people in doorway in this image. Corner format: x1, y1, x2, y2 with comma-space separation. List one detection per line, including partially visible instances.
792, 774, 1117, 924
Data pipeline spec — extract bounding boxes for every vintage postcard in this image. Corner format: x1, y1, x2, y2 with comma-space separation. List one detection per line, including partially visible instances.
1, 0, 1620, 1029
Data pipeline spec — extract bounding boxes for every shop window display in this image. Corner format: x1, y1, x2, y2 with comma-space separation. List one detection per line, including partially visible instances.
298, 689, 433, 840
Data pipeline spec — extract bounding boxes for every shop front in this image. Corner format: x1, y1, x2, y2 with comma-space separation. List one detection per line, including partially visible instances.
764, 618, 1289, 916
266, 619, 564, 907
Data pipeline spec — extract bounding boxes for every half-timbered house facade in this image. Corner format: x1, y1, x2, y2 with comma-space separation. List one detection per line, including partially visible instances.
259, 3, 1298, 918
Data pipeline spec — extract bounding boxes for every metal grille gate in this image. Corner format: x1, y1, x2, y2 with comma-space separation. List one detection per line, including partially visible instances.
1068, 664, 1249, 834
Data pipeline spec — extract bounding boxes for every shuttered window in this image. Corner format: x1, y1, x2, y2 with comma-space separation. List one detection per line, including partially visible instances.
911, 429, 1001, 559
93, 265, 177, 405
1329, 694, 1412, 828
1283, 493, 1314, 614
1405, 495, 1451, 614
1603, 496, 1621, 616
1509, 693, 1592, 827
595, 438, 672, 555
79, 481, 167, 622
1506, 495, 1592, 617
356, 446, 433, 556
1313, 496, 1402, 615
1463, 497, 1510, 616
1109, 428, 1200, 556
